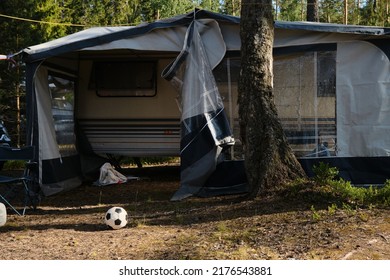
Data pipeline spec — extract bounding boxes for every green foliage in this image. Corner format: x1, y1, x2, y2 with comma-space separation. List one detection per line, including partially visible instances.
359, 0, 389, 26
195, 0, 221, 13
330, 179, 390, 207
331, 179, 366, 204
278, 0, 305, 21
312, 163, 390, 207
220, 0, 241, 16
119, 156, 178, 167
36, 0, 73, 40
310, 205, 321, 221
312, 162, 339, 185
320, 0, 344, 23
0, 0, 42, 145
327, 203, 337, 215
294, 167, 390, 220
274, 0, 390, 26
341, 202, 356, 216
140, 0, 196, 22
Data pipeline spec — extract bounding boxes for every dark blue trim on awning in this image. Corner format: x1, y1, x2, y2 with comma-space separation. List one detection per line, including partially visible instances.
275, 20, 390, 35
299, 157, 390, 185
198, 160, 249, 197
180, 109, 232, 171
41, 155, 82, 184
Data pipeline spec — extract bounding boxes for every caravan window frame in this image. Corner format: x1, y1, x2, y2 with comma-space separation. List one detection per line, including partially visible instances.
89, 60, 157, 97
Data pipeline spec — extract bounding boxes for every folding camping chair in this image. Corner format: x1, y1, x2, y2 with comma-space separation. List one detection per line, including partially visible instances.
0, 146, 38, 216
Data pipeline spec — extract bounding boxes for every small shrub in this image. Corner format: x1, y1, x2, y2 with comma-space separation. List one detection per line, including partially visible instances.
374, 180, 390, 206
342, 202, 356, 216
358, 212, 369, 222
311, 205, 321, 221
331, 179, 366, 205
312, 162, 339, 185
311, 164, 390, 208
330, 179, 390, 207
327, 203, 338, 215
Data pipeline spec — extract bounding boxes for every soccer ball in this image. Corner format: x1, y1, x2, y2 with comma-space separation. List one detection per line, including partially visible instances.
104, 206, 128, 230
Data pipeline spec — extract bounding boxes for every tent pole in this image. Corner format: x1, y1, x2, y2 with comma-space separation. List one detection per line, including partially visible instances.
314, 52, 318, 157
227, 58, 234, 159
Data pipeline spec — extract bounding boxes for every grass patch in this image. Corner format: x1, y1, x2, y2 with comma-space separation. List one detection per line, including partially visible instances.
282, 162, 390, 222
119, 156, 179, 167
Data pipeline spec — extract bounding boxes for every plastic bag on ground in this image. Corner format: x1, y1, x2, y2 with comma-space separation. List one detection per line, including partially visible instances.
96, 162, 127, 186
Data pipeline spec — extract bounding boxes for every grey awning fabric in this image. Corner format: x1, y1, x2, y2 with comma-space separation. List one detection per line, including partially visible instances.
163, 20, 235, 201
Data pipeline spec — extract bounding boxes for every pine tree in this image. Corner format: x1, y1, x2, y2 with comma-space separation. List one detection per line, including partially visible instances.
239, 0, 305, 197
307, 0, 319, 21
0, 0, 42, 146
278, 0, 305, 21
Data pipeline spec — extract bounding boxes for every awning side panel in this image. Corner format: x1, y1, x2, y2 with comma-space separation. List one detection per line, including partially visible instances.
34, 66, 82, 196
337, 41, 390, 157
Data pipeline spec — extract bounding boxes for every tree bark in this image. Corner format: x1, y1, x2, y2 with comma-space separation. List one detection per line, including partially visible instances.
307, 0, 319, 22
239, 0, 306, 197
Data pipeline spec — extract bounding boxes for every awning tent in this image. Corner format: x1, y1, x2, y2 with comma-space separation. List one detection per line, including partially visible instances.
21, 9, 390, 198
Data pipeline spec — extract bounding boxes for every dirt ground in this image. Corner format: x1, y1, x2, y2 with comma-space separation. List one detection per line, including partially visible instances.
1, 165, 390, 260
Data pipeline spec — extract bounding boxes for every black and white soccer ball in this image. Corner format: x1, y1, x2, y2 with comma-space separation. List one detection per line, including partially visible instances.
104, 206, 128, 230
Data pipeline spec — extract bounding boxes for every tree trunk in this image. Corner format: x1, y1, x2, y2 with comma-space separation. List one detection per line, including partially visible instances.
239, 0, 306, 197
307, 0, 319, 22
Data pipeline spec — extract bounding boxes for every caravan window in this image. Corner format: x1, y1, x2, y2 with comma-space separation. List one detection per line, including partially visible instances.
89, 61, 157, 97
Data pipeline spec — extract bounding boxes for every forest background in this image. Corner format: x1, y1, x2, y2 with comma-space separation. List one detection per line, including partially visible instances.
0, 0, 388, 146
